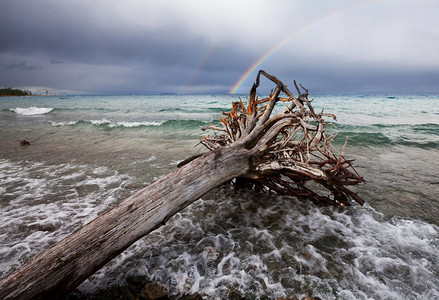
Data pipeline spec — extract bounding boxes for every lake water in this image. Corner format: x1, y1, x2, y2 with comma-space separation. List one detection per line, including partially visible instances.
0, 93, 438, 299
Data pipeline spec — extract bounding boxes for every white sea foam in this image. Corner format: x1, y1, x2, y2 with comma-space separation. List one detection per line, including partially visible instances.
50, 120, 78, 126
0, 159, 134, 278
90, 119, 163, 127
49, 119, 164, 128
145, 156, 157, 162
76, 191, 439, 299
113, 121, 163, 127
12, 107, 54, 115
90, 119, 111, 126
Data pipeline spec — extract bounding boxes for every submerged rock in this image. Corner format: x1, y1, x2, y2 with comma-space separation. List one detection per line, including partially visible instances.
20, 140, 31, 146
175, 294, 203, 300
140, 282, 168, 300
119, 286, 135, 300
126, 275, 150, 287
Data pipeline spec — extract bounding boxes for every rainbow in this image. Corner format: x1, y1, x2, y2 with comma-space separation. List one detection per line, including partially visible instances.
229, 0, 391, 94
180, 43, 218, 94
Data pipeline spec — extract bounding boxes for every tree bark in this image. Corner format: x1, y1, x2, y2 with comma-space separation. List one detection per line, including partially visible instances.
0, 146, 250, 299
0, 71, 364, 299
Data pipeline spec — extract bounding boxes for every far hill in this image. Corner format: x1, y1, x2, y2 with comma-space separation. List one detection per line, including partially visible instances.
0, 87, 32, 96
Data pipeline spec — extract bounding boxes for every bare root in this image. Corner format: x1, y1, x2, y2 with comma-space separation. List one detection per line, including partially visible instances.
200, 70, 364, 206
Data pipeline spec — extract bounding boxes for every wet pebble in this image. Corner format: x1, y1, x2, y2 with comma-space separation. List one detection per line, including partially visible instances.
140, 283, 167, 300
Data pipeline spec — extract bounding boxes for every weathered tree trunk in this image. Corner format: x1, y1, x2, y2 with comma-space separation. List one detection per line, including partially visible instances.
0, 71, 364, 299
0, 146, 250, 299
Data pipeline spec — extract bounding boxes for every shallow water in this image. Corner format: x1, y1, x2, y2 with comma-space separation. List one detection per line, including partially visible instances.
0, 94, 438, 299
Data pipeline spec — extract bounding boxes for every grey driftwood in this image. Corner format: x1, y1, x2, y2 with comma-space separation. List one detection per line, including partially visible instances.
0, 71, 364, 299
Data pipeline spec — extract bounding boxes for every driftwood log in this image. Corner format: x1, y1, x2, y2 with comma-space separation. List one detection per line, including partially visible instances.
0, 71, 364, 299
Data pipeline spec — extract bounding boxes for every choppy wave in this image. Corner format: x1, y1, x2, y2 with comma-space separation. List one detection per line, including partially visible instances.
49, 119, 208, 130
1, 94, 439, 299
330, 123, 439, 149
11, 107, 54, 115
158, 107, 226, 114
49, 119, 164, 128
45, 119, 439, 149
0, 159, 135, 277
77, 188, 439, 299
49, 120, 80, 126
89, 119, 164, 128
160, 119, 208, 129
411, 123, 439, 135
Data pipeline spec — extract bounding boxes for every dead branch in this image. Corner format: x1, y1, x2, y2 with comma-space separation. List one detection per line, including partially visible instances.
201, 70, 364, 206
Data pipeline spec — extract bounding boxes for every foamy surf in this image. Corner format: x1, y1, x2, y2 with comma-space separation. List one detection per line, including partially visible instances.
75, 190, 439, 300
49, 120, 79, 126
1, 94, 438, 299
49, 120, 164, 127
11, 107, 54, 115
0, 159, 135, 277
90, 119, 164, 127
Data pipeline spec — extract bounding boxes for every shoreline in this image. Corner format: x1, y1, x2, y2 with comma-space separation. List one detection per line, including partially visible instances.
0, 95, 58, 97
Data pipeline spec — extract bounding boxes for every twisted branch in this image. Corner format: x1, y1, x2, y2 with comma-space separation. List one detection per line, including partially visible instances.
201, 70, 364, 206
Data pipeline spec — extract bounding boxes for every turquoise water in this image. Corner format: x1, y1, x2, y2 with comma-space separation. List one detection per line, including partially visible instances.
0, 94, 438, 299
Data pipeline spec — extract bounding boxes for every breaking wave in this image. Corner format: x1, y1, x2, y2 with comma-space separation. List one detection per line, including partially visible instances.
11, 107, 54, 115
49, 119, 209, 130
78, 188, 439, 299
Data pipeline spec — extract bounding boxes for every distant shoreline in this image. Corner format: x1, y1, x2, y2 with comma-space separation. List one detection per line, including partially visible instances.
0, 87, 33, 97
0, 95, 57, 97
0, 87, 58, 97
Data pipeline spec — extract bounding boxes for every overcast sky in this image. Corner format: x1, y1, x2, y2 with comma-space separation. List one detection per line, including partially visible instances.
1, 0, 438, 95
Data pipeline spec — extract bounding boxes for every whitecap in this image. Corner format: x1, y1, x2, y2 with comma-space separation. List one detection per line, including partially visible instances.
49, 121, 78, 126
112, 121, 163, 127
90, 119, 111, 126
89, 119, 164, 128
12, 107, 54, 115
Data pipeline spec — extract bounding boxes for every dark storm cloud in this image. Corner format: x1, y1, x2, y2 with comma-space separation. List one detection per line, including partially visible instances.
1, 0, 439, 94
50, 59, 64, 64
0, 0, 237, 93
1, 61, 43, 71
0, 2, 203, 67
